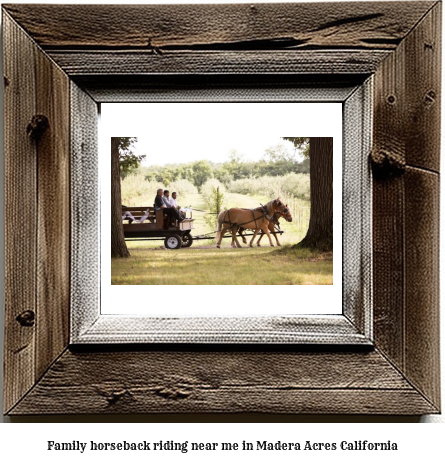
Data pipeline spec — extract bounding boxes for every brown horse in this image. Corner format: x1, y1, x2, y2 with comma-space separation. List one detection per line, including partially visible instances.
215, 198, 292, 248
238, 204, 292, 247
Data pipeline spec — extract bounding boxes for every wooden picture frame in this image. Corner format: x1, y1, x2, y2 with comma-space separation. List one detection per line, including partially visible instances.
2, 2, 440, 415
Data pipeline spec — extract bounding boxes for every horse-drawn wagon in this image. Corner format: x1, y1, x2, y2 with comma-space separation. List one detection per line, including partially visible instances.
122, 206, 194, 249
122, 198, 291, 249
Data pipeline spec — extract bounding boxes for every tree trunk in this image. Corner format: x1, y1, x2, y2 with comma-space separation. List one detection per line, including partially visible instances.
111, 137, 130, 258
298, 137, 333, 251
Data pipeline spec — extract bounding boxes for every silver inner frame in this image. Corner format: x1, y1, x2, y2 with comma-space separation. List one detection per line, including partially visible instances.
70, 80, 373, 345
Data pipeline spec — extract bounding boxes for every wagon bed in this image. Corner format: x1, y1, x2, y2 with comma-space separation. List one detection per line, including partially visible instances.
122, 206, 194, 249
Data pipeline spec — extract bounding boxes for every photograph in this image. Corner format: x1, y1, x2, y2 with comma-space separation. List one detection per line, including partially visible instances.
103, 102, 342, 316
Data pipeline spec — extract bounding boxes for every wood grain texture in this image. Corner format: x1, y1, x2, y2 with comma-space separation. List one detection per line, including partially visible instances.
372, 3, 441, 410
371, 1, 441, 173
35, 44, 71, 380
372, 40, 406, 366
3, 11, 71, 413
2, 2, 435, 50
3, 2, 433, 83
46, 50, 390, 77
404, 168, 440, 408
3, 12, 37, 414
8, 349, 437, 415
372, 176, 405, 369
404, 2, 441, 172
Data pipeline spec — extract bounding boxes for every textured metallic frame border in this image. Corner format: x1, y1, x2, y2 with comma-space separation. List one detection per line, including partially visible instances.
70, 81, 373, 345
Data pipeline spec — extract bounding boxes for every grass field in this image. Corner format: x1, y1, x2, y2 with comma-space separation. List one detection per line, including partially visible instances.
111, 246, 333, 285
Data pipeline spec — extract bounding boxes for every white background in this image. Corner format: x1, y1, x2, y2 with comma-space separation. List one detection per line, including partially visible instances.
101, 102, 343, 315
0, 0, 444, 461
103, 103, 309, 165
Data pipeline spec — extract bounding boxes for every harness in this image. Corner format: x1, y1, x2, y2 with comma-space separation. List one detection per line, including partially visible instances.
221, 208, 267, 229
241, 207, 287, 234
221, 199, 291, 231
259, 204, 273, 222
271, 211, 281, 230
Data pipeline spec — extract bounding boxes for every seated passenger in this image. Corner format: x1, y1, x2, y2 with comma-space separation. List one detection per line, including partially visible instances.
162, 190, 172, 207
170, 192, 179, 209
154, 188, 182, 228
170, 192, 186, 219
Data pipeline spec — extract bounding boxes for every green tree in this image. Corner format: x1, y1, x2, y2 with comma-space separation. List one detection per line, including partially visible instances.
178, 163, 194, 181
263, 143, 294, 163
191, 160, 213, 188
157, 167, 175, 186
283, 137, 332, 251
223, 149, 245, 180
204, 186, 225, 232
295, 157, 310, 173
283, 137, 310, 158
214, 166, 233, 187
260, 144, 301, 177
118, 137, 146, 179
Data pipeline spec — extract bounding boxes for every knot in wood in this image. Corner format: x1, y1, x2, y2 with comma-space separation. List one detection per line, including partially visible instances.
96, 385, 130, 405
154, 386, 191, 400
27, 114, 49, 140
16, 310, 35, 327
370, 148, 405, 178
105, 390, 127, 405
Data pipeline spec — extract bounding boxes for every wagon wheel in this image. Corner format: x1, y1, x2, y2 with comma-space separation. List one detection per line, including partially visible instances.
181, 233, 193, 248
164, 233, 182, 249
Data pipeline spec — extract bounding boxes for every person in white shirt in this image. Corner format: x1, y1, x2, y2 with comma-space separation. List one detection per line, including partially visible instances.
170, 192, 179, 209
171, 192, 188, 220
162, 190, 172, 208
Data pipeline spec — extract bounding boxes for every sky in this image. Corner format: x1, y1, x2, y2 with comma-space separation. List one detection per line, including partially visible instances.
100, 102, 342, 166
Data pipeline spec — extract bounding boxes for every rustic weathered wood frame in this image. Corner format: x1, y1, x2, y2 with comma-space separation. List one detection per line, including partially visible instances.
3, 2, 440, 415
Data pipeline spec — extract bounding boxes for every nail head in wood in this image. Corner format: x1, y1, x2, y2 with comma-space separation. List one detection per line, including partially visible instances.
424, 90, 436, 105
16, 310, 35, 327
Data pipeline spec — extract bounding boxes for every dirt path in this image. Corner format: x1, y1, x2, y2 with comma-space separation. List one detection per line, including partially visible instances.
151, 244, 264, 250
